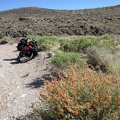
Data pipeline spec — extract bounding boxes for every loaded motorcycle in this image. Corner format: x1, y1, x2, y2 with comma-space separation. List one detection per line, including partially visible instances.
17, 39, 38, 63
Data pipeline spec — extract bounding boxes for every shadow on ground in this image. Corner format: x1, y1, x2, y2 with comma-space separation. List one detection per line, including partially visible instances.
16, 112, 54, 120
3, 58, 20, 64
26, 78, 44, 88
26, 74, 52, 89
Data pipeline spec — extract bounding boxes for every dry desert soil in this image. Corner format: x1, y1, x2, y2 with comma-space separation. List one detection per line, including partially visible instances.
0, 43, 50, 120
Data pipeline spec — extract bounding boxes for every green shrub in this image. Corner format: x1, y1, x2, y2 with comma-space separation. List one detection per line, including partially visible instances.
60, 35, 120, 53
51, 51, 84, 69
60, 37, 98, 52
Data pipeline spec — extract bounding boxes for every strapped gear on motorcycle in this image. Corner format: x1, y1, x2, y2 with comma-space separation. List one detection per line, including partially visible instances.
17, 39, 28, 51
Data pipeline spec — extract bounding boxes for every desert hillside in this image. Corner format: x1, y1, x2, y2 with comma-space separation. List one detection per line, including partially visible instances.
0, 5, 120, 38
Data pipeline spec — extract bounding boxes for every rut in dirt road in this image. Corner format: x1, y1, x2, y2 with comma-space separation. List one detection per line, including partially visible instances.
0, 43, 50, 120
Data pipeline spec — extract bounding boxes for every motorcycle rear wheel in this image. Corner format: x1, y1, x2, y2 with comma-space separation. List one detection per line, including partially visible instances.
18, 51, 34, 63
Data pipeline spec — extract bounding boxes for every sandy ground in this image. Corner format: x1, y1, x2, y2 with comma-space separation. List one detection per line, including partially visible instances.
0, 43, 50, 120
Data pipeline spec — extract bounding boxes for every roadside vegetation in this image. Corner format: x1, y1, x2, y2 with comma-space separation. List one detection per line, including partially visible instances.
27, 34, 120, 75
24, 34, 120, 120
1, 34, 120, 119
40, 66, 120, 120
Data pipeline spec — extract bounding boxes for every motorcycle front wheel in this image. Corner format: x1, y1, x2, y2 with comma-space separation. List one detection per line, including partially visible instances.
18, 51, 34, 63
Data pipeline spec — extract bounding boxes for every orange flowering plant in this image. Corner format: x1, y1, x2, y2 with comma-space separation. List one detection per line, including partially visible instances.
40, 65, 120, 120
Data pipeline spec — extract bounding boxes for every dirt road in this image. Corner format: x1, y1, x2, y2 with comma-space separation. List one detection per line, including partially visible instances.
0, 43, 49, 120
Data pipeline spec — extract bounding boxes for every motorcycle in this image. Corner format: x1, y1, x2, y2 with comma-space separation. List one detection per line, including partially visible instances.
17, 39, 38, 63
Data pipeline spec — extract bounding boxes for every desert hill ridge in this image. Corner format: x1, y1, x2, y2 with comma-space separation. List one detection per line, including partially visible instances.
0, 5, 120, 38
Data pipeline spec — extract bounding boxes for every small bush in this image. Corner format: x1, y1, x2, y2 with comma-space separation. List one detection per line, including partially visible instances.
37, 36, 59, 51
0, 36, 14, 45
40, 66, 120, 120
98, 34, 112, 41
107, 55, 120, 76
86, 46, 120, 74
86, 46, 111, 72
51, 51, 84, 69
97, 34, 120, 52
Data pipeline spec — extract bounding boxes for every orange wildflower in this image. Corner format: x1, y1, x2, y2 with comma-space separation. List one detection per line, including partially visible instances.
66, 105, 71, 111
71, 77, 76, 81
38, 116, 42, 118
74, 110, 79, 115
64, 103, 68, 107
84, 63, 87, 67
40, 93, 45, 97
86, 102, 91, 107
60, 108, 64, 113
42, 89, 46, 93
105, 95, 109, 100
75, 68, 78, 72
114, 98, 118, 104
70, 69, 74, 74
65, 91, 68, 95
118, 96, 120, 99
96, 94, 100, 98
60, 92, 65, 97
81, 73, 85, 77
94, 81, 99, 86
100, 77, 103, 81
105, 100, 109, 105
72, 88, 77, 94
67, 76, 71, 80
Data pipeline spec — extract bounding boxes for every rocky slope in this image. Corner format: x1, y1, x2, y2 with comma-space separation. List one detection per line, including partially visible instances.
0, 5, 120, 38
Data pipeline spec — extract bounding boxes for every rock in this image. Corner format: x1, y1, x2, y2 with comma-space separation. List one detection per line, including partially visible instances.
0, 40, 8, 45
47, 51, 54, 58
